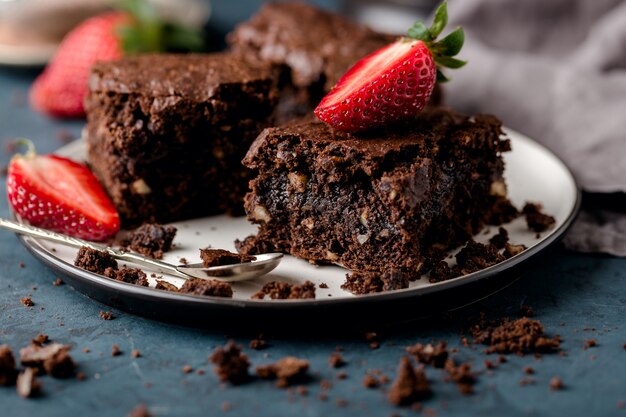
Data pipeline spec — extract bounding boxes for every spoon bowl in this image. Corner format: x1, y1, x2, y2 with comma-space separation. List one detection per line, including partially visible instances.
176, 253, 283, 282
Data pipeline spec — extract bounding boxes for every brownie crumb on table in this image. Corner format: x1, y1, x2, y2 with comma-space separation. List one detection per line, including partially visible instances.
523, 203, 556, 233
406, 342, 449, 368
16, 367, 41, 398
199, 248, 256, 268
20, 297, 34, 307
249, 336, 267, 350
252, 281, 315, 300
584, 339, 597, 349
472, 317, 561, 354
210, 341, 250, 385
155, 280, 179, 292
123, 224, 177, 260
256, 356, 310, 388
127, 404, 152, 417
182, 365, 193, 374
341, 270, 409, 295
19, 343, 76, 378
444, 360, 476, 395
74, 246, 117, 274
328, 352, 346, 368
387, 357, 431, 406
104, 267, 149, 287
179, 278, 233, 298
52, 278, 64, 286
111, 344, 122, 357
523, 366, 535, 375
131, 349, 141, 358
549, 376, 564, 390
363, 375, 379, 389
0, 345, 16, 386
99, 311, 114, 321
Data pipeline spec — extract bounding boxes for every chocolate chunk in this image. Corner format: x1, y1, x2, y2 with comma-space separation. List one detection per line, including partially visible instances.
210, 341, 250, 384
199, 248, 256, 268
179, 278, 233, 298
74, 246, 117, 275
387, 357, 431, 406
252, 281, 315, 300
256, 356, 309, 388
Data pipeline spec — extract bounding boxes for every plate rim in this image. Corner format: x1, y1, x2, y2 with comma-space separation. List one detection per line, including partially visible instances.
18, 128, 582, 310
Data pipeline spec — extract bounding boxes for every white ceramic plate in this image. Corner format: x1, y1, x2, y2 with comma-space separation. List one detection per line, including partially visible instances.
17, 129, 580, 324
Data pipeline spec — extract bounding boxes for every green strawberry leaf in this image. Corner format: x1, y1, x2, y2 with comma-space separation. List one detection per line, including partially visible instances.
429, 1, 448, 39
435, 56, 467, 69
435, 27, 464, 57
436, 69, 449, 83
407, 22, 432, 42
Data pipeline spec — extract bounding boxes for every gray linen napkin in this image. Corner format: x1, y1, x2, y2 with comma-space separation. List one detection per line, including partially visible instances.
446, 0, 626, 256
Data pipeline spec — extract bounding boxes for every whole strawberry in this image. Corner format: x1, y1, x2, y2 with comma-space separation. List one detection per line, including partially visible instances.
29, 0, 204, 118
315, 1, 465, 132
7, 140, 120, 241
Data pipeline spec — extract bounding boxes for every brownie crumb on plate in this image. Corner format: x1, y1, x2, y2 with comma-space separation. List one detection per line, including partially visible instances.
179, 278, 233, 298
252, 281, 315, 300
503, 243, 527, 258
199, 248, 256, 268
485, 197, 520, 225
20, 343, 76, 378
256, 356, 310, 388
455, 240, 506, 276
210, 341, 250, 384
155, 280, 178, 292
387, 357, 431, 406
341, 270, 409, 295
473, 317, 561, 354
16, 367, 41, 398
406, 342, 449, 368
489, 227, 509, 249
104, 267, 149, 287
74, 246, 117, 274
123, 224, 177, 260
523, 203, 556, 233
0, 345, 16, 386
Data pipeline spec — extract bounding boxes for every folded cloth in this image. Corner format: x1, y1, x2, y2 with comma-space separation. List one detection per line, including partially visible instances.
446, 0, 626, 256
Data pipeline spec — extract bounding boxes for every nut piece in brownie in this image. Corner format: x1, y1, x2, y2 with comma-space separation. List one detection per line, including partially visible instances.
240, 109, 511, 276
85, 53, 278, 225
124, 224, 177, 259
251, 281, 316, 300
199, 248, 256, 268
179, 278, 233, 298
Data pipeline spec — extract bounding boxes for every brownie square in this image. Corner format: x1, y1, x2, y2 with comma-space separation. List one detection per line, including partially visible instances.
238, 109, 510, 275
85, 53, 278, 225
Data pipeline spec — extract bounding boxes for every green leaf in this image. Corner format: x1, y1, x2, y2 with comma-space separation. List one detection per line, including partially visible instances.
435, 27, 464, 56
429, 1, 448, 39
435, 56, 467, 69
436, 68, 449, 83
407, 21, 432, 42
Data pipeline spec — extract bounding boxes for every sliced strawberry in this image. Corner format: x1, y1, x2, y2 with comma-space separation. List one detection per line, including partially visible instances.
315, 1, 466, 132
7, 141, 120, 241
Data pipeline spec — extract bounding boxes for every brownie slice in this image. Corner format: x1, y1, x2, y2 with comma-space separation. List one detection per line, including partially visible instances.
239, 109, 510, 275
85, 53, 278, 225
228, 2, 442, 121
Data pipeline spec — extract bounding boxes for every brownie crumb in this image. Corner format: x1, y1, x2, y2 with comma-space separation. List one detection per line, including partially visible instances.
337, 371, 347, 380
32, 334, 49, 346
124, 224, 177, 260
455, 240, 506, 275
179, 258, 189, 265
74, 246, 117, 274
341, 270, 409, 295
549, 376, 564, 390
127, 404, 152, 417
111, 344, 122, 357
20, 297, 34, 307
249, 337, 267, 350
200, 248, 256, 268
335, 398, 348, 407
519, 377, 536, 386
363, 375, 379, 388
182, 365, 193, 374
489, 227, 509, 249
485, 197, 520, 225
221, 402, 232, 412
0, 345, 16, 386
20, 343, 75, 378
252, 281, 315, 300
473, 317, 561, 354
520, 305, 534, 318
387, 357, 431, 406
503, 243, 527, 258
76, 371, 87, 381
484, 360, 496, 370
210, 341, 250, 384
406, 342, 448, 368
429, 261, 458, 283
99, 311, 114, 320
319, 283, 329, 289
444, 360, 476, 395
296, 386, 308, 396
155, 280, 178, 292
523, 203, 556, 233
328, 352, 346, 368
131, 350, 141, 358
179, 278, 233, 298
617, 400, 625, 410
52, 278, 65, 286
256, 356, 309, 388
584, 339, 597, 349
16, 367, 41, 398
104, 267, 149, 287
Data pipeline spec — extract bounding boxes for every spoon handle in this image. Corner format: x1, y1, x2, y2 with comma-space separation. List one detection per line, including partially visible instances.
0, 218, 186, 278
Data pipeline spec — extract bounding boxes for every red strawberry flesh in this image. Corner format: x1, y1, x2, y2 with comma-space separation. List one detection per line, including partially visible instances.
7, 153, 120, 241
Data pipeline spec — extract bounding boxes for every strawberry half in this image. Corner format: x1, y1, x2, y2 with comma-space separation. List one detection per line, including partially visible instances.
315, 1, 466, 132
7, 140, 120, 241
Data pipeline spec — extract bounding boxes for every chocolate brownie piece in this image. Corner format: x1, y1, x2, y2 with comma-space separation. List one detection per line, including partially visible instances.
179, 278, 233, 298
341, 270, 409, 295
228, 2, 441, 122
104, 267, 149, 287
523, 203, 556, 232
125, 224, 177, 259
85, 53, 278, 225
199, 248, 256, 268
240, 109, 510, 275
210, 341, 250, 384
74, 246, 117, 274
251, 281, 316, 300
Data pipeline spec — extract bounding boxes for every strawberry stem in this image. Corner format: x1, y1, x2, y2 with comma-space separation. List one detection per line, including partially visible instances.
407, 1, 466, 83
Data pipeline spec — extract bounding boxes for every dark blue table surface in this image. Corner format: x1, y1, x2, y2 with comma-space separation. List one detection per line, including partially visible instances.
1, 2, 626, 416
